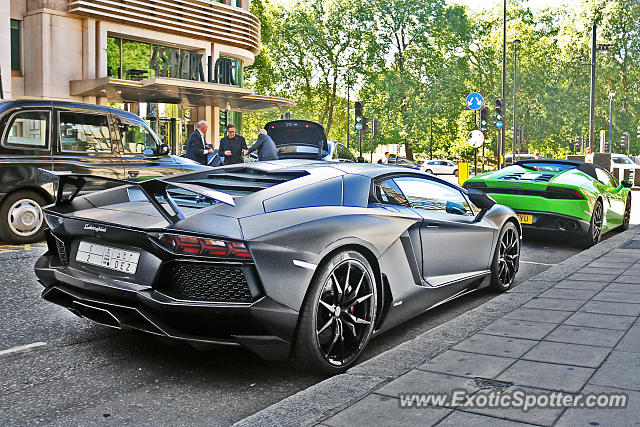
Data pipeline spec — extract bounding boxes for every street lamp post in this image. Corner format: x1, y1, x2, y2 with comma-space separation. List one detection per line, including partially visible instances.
428, 84, 434, 160
609, 92, 615, 153
513, 38, 520, 163
500, 0, 507, 169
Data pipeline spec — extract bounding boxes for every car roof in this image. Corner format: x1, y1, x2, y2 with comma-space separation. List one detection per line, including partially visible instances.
0, 99, 144, 123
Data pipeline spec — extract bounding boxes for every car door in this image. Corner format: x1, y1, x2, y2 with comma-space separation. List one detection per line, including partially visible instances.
54, 107, 124, 192
0, 107, 55, 198
595, 167, 625, 227
114, 115, 183, 181
392, 175, 495, 286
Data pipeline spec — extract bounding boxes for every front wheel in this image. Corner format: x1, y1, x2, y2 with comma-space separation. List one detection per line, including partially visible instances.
0, 191, 47, 244
490, 222, 520, 292
294, 250, 377, 375
619, 195, 631, 231
580, 200, 604, 248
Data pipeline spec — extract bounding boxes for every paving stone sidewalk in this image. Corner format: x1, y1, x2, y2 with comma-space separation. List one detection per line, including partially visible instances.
236, 226, 640, 427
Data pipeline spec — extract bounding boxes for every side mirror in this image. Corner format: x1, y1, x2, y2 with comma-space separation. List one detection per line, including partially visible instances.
445, 201, 467, 215
159, 143, 170, 155
467, 188, 496, 210
622, 180, 633, 188
142, 147, 155, 157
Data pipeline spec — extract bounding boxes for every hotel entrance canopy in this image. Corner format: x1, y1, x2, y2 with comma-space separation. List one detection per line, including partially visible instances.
70, 77, 293, 111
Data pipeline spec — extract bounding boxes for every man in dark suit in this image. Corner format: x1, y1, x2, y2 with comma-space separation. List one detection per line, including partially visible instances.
185, 120, 212, 165
247, 129, 279, 161
218, 124, 247, 165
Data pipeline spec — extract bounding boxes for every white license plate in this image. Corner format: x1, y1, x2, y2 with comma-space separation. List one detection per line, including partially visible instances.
76, 241, 140, 274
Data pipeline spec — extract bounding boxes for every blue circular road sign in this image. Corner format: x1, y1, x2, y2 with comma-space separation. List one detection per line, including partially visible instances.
466, 92, 484, 110
496, 121, 504, 129
355, 123, 363, 130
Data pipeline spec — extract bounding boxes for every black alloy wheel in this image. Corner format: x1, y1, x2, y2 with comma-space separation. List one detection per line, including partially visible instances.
581, 200, 603, 248
490, 222, 520, 292
295, 250, 377, 374
621, 195, 631, 231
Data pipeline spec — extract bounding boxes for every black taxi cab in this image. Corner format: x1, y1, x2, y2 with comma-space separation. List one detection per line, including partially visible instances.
0, 100, 207, 243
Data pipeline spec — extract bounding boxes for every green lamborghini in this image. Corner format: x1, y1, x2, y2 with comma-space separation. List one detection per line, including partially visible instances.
463, 159, 632, 247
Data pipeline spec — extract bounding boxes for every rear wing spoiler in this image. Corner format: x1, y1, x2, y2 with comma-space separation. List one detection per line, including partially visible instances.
37, 169, 234, 224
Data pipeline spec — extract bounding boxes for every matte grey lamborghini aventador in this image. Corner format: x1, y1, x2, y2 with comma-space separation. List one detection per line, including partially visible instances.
35, 160, 521, 374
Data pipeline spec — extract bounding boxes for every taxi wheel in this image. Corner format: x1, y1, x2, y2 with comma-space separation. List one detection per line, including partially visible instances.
0, 191, 47, 244
454, 169, 458, 177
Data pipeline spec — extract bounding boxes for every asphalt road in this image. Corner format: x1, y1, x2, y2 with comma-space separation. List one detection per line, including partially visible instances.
1, 191, 637, 425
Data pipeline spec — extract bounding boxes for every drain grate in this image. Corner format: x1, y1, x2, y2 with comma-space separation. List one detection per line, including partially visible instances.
473, 377, 514, 390
620, 240, 640, 249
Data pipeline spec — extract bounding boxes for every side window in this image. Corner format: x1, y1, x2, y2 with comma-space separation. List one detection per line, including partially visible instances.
59, 112, 111, 153
118, 119, 158, 154
394, 176, 473, 215
337, 143, 354, 161
4, 110, 49, 148
595, 168, 616, 187
374, 179, 410, 206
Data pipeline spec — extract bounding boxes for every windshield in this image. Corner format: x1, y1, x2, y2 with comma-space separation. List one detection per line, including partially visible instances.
612, 156, 634, 165
519, 162, 576, 172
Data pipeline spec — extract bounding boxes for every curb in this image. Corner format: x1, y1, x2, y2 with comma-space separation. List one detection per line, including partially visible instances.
234, 226, 640, 427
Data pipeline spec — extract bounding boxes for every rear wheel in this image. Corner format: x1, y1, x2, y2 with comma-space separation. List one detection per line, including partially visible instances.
620, 195, 631, 231
294, 250, 377, 375
490, 222, 520, 292
580, 200, 604, 248
454, 169, 458, 177
0, 191, 47, 244
425, 169, 433, 174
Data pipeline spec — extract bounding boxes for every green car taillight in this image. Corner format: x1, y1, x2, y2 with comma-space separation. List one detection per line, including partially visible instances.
545, 186, 585, 200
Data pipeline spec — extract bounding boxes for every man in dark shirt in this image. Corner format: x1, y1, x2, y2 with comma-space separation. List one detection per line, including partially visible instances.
247, 129, 279, 161
219, 124, 247, 165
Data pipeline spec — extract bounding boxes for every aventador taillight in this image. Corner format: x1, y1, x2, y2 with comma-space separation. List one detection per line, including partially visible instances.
155, 233, 252, 259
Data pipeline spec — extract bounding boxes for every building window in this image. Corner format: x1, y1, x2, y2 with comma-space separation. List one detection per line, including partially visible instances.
214, 56, 243, 87
107, 36, 122, 78
107, 35, 205, 82
122, 39, 152, 81
10, 20, 21, 74
236, 0, 242, 6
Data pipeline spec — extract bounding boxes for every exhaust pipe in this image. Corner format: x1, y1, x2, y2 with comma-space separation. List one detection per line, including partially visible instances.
72, 301, 121, 329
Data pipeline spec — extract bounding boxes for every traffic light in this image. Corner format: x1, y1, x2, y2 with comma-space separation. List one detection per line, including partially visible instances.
159, 123, 167, 136
362, 116, 369, 131
480, 107, 488, 132
637, 124, 640, 140
494, 98, 504, 128
621, 133, 627, 150
355, 101, 363, 130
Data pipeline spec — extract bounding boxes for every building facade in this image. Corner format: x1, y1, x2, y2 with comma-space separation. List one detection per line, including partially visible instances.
0, 0, 292, 151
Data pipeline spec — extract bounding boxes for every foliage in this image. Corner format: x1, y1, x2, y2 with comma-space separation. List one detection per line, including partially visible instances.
244, 0, 640, 159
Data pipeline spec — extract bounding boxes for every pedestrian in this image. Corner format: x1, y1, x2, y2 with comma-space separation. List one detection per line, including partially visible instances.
247, 129, 279, 161
382, 152, 390, 164
219, 124, 247, 165
185, 120, 212, 165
